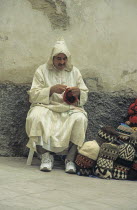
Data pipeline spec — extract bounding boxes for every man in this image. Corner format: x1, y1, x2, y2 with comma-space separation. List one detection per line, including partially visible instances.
26, 38, 88, 173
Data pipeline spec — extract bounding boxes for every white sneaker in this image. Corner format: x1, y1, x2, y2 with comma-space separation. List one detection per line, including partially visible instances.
65, 160, 76, 174
40, 152, 54, 172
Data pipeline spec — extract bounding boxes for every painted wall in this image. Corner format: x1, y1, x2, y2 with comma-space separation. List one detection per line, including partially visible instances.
0, 0, 137, 91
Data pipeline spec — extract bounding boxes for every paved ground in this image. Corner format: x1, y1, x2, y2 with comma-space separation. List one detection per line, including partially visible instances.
0, 157, 137, 210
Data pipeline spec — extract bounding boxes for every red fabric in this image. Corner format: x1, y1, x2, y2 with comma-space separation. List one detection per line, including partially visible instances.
63, 88, 78, 105
129, 116, 137, 124
128, 99, 137, 124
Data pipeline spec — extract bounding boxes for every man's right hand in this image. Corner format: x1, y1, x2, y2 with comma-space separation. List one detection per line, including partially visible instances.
50, 84, 67, 96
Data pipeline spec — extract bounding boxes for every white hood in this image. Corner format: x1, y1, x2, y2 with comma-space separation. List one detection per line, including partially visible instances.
47, 38, 73, 71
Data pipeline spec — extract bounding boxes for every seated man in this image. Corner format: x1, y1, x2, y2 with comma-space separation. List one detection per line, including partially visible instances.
26, 38, 88, 173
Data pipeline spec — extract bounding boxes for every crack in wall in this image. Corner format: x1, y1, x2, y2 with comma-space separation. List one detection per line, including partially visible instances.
28, 0, 70, 30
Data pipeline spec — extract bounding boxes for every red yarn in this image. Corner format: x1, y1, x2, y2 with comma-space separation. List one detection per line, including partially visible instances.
63, 88, 78, 105
128, 99, 137, 124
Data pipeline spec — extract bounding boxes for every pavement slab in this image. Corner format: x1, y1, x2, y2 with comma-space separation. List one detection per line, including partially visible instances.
0, 157, 137, 210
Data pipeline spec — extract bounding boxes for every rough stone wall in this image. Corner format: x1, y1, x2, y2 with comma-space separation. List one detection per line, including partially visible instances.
1, 83, 30, 156
1, 82, 137, 156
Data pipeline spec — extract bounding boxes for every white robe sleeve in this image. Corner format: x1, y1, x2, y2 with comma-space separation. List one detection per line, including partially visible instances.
28, 67, 50, 104
77, 70, 88, 106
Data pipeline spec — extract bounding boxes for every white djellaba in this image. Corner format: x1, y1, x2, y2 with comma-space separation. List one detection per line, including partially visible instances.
25, 38, 88, 154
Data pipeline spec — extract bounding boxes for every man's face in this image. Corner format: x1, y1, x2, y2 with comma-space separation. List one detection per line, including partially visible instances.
53, 53, 67, 70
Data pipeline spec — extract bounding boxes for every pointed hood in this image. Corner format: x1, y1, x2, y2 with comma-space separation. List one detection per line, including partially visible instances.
47, 38, 73, 71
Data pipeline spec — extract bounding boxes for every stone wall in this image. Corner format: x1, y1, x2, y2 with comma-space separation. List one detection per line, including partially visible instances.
1, 82, 137, 156
1, 83, 30, 156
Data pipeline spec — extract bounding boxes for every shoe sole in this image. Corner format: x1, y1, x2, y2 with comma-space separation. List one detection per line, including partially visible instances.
40, 167, 51, 172
65, 169, 76, 174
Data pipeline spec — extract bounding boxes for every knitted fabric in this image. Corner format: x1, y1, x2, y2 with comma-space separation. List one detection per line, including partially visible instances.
113, 143, 135, 180
63, 88, 78, 105
75, 153, 95, 169
118, 143, 135, 162
75, 154, 95, 176
94, 163, 113, 179
98, 126, 119, 143
113, 165, 129, 180
116, 124, 133, 142
127, 155, 137, 180
77, 168, 93, 176
129, 131, 137, 150
94, 143, 119, 179
97, 157, 113, 168
75, 140, 100, 176
78, 140, 100, 160
99, 143, 119, 160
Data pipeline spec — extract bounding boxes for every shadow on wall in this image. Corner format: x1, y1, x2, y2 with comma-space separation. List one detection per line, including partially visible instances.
0, 82, 137, 157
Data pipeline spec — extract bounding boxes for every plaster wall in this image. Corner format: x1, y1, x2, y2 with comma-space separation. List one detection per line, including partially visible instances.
0, 0, 137, 91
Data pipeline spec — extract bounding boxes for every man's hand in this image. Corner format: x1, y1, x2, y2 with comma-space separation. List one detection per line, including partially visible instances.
67, 87, 80, 97
50, 84, 67, 96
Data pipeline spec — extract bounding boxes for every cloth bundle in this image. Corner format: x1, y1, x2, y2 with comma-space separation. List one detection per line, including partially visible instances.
116, 124, 133, 142
113, 143, 135, 180
75, 140, 100, 176
63, 88, 78, 105
98, 126, 120, 144
129, 131, 137, 151
127, 154, 137, 180
93, 143, 119, 179
128, 99, 137, 126
127, 131, 137, 180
